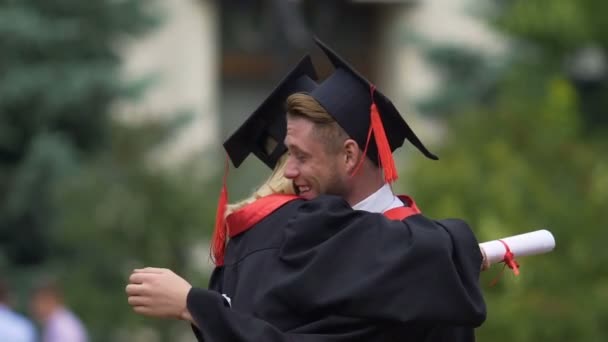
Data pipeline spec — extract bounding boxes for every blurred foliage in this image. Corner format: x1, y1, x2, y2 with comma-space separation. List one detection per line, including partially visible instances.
416, 44, 506, 117
493, 0, 608, 52
0, 0, 160, 265
407, 0, 608, 340
493, 0, 608, 131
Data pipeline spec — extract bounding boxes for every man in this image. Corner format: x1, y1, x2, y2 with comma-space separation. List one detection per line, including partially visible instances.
278, 38, 485, 340
30, 280, 88, 342
127, 38, 486, 341
284, 38, 437, 205
0, 279, 36, 342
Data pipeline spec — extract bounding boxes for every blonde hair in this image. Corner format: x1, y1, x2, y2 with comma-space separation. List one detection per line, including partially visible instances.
286, 93, 348, 153
225, 153, 295, 216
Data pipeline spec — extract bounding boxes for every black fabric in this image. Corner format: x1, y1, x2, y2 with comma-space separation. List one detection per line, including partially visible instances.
223, 55, 318, 169
188, 195, 485, 342
310, 37, 438, 162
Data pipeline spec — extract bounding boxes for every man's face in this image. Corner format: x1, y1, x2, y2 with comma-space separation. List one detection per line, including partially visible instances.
284, 116, 349, 199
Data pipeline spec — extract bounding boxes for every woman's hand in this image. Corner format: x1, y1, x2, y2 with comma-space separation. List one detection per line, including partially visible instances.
126, 267, 193, 322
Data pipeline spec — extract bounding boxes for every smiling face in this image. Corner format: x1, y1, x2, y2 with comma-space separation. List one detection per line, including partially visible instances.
284, 115, 349, 199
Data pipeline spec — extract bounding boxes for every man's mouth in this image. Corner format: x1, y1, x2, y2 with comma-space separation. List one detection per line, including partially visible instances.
295, 184, 311, 195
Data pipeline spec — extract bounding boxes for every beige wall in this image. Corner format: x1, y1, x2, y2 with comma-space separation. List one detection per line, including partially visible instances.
118, 0, 219, 166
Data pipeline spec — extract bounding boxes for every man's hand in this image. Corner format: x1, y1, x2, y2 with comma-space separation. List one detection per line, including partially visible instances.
126, 267, 193, 321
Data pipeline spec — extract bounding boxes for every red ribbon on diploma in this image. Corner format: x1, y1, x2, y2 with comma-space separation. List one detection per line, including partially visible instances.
489, 239, 520, 287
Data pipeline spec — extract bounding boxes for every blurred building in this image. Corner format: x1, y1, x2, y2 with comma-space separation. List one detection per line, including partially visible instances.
118, 0, 500, 166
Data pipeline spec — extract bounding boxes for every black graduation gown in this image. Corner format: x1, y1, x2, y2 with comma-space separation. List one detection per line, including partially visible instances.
188, 194, 486, 341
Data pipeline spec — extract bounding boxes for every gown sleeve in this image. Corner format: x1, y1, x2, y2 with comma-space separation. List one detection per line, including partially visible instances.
273, 195, 486, 326
188, 288, 385, 342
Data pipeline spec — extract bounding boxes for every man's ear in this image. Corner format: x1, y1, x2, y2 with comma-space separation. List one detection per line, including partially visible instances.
343, 139, 361, 173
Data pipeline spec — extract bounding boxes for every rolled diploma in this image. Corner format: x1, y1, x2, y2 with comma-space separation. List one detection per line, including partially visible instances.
479, 229, 555, 266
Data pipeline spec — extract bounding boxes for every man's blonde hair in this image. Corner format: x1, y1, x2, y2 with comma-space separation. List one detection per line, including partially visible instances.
286, 93, 348, 153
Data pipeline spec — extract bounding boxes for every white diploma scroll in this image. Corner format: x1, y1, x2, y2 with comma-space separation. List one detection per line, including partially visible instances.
479, 229, 555, 266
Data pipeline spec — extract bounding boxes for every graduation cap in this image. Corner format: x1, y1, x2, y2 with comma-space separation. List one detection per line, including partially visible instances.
223, 55, 318, 169
309, 37, 438, 183
212, 55, 318, 266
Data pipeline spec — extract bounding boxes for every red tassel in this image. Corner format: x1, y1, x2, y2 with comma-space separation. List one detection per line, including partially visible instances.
369, 86, 398, 183
211, 156, 230, 266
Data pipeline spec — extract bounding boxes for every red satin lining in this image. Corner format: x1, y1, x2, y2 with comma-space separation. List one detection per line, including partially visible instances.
227, 194, 300, 238
383, 195, 421, 221
227, 193, 420, 241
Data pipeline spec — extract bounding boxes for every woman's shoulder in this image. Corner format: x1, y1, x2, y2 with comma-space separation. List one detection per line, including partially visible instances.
223, 195, 304, 265
227, 195, 303, 236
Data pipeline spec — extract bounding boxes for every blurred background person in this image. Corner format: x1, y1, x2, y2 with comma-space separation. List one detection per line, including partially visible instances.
30, 280, 88, 342
0, 278, 37, 342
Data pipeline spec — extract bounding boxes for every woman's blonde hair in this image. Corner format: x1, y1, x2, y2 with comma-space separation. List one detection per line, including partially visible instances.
225, 153, 295, 216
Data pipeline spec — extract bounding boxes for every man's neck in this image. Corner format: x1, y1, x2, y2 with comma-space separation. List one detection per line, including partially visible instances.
344, 165, 385, 207
345, 181, 383, 207
352, 183, 404, 213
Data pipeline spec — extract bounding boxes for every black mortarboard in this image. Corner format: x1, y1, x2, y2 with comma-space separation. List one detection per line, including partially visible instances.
213, 56, 318, 266
223, 55, 318, 169
309, 37, 438, 182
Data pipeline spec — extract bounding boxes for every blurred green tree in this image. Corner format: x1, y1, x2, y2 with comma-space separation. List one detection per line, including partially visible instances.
0, 0, 159, 265
415, 43, 506, 118
405, 0, 608, 340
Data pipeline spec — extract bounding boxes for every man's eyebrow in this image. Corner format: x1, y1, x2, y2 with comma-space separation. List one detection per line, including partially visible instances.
285, 144, 309, 156
283, 136, 296, 149
286, 143, 300, 152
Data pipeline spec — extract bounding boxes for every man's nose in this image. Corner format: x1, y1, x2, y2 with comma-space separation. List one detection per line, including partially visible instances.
284, 158, 299, 179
